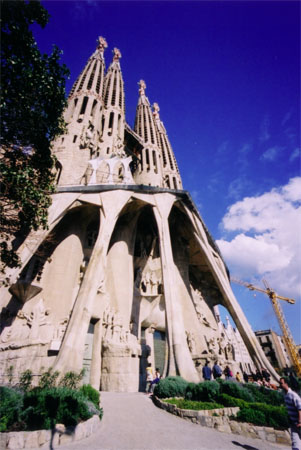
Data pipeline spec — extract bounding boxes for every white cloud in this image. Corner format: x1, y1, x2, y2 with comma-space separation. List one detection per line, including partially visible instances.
260, 146, 283, 162
217, 177, 301, 298
289, 147, 300, 162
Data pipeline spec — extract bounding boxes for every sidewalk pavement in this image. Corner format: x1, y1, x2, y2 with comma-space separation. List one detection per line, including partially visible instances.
40, 392, 290, 450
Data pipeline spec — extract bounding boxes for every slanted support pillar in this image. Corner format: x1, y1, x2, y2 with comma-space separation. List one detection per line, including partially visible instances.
153, 194, 199, 382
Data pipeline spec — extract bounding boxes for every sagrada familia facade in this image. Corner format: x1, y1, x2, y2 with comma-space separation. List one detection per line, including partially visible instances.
0, 37, 278, 391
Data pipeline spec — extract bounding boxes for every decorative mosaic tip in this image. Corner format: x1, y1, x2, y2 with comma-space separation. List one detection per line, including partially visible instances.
113, 47, 122, 61
152, 102, 160, 118
138, 80, 146, 96
97, 36, 108, 53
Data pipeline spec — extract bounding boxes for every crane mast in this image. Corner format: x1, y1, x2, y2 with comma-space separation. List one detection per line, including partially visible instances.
231, 278, 301, 377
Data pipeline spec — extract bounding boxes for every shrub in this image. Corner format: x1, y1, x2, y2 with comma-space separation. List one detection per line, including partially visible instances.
153, 376, 189, 399
185, 381, 220, 402
80, 384, 100, 408
244, 383, 284, 406
237, 408, 266, 426
163, 398, 224, 410
0, 386, 24, 432
38, 368, 60, 389
19, 369, 33, 392
218, 380, 254, 402
21, 387, 92, 430
218, 393, 248, 409
248, 403, 289, 429
59, 369, 85, 389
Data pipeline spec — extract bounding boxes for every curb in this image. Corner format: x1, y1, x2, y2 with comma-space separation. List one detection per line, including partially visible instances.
153, 397, 290, 446
0, 414, 101, 449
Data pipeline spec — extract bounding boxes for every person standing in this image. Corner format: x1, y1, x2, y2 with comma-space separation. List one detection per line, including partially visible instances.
236, 372, 242, 382
279, 377, 301, 450
145, 363, 153, 393
202, 361, 212, 381
213, 361, 222, 379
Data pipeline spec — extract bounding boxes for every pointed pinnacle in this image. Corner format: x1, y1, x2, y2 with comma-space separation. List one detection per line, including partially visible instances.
152, 102, 160, 118
113, 48, 122, 61
138, 80, 146, 96
97, 36, 108, 53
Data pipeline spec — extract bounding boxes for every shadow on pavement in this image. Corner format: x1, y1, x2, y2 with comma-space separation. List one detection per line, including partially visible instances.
232, 441, 259, 450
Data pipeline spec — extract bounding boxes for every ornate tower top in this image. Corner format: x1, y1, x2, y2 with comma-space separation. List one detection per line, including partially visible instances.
97, 36, 108, 54
138, 80, 146, 97
113, 48, 122, 62
152, 102, 160, 118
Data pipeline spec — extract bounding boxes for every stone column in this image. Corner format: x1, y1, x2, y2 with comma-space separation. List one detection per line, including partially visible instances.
53, 191, 132, 373
153, 194, 199, 382
192, 217, 279, 380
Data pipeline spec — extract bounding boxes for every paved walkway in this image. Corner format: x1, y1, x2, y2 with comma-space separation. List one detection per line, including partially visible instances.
45, 392, 290, 450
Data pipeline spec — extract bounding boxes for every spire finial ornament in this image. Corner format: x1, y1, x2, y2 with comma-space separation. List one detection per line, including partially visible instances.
97, 36, 108, 54
152, 102, 160, 119
138, 80, 146, 96
113, 48, 122, 61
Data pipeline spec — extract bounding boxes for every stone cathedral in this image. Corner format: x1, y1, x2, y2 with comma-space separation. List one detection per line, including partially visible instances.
0, 37, 278, 391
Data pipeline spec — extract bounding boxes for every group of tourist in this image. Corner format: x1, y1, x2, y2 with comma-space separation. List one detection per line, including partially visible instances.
202, 360, 242, 382
145, 363, 161, 394
201, 360, 279, 388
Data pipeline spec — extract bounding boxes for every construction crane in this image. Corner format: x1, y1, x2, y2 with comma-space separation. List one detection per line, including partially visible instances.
231, 277, 301, 377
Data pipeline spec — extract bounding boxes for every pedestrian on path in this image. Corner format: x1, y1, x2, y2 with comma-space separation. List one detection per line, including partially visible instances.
212, 361, 222, 379
146, 362, 153, 393
202, 361, 212, 381
279, 377, 301, 450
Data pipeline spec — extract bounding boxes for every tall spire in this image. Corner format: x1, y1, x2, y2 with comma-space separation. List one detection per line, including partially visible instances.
133, 81, 163, 187
152, 102, 182, 189
101, 48, 125, 158
52, 36, 108, 186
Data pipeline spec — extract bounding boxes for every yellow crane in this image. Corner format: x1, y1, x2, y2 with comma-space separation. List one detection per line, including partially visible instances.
231, 277, 301, 377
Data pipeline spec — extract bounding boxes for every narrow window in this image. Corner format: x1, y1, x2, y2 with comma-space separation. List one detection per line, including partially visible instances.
173, 177, 177, 189
91, 99, 97, 117
96, 63, 102, 94
108, 112, 114, 136
111, 72, 117, 106
73, 135, 77, 143
152, 151, 158, 173
79, 96, 88, 116
87, 61, 97, 90
145, 149, 150, 170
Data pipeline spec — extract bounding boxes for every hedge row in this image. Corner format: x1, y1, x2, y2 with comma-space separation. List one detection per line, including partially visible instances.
153, 376, 288, 429
0, 384, 102, 432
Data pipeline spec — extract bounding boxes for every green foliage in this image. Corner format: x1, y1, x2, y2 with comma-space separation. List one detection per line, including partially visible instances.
163, 398, 224, 410
218, 380, 254, 402
236, 403, 289, 429
185, 381, 220, 402
218, 393, 249, 409
21, 387, 92, 430
38, 367, 60, 389
244, 383, 284, 406
248, 403, 289, 429
153, 376, 189, 399
236, 408, 266, 426
59, 369, 85, 390
0, 0, 69, 274
7, 365, 14, 384
19, 369, 33, 392
0, 386, 24, 432
80, 384, 100, 409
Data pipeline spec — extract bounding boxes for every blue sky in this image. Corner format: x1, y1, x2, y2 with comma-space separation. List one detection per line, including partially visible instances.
33, 1, 300, 343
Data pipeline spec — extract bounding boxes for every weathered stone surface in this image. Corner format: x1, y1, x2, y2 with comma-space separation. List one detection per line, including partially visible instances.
23, 431, 39, 448
7, 432, 24, 449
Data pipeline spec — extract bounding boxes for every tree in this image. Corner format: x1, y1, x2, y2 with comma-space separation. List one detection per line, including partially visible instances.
0, 0, 69, 279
